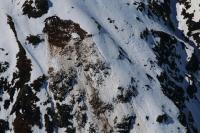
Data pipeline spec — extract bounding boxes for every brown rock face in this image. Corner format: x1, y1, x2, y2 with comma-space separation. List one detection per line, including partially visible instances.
43, 16, 87, 48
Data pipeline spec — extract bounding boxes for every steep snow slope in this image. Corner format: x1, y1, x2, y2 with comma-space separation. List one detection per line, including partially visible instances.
0, 0, 200, 133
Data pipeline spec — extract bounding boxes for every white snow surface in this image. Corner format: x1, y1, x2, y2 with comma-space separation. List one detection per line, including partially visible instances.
0, 0, 199, 133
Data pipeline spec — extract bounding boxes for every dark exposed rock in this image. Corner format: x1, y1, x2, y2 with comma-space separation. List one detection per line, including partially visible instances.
178, 0, 200, 46
7, 15, 32, 101
44, 113, 54, 133
187, 84, 197, 99
140, 28, 149, 40
56, 103, 74, 130
89, 124, 97, 133
152, 30, 177, 66
31, 75, 47, 92
146, 116, 149, 121
115, 115, 136, 133
118, 46, 132, 63
26, 35, 44, 46
186, 53, 199, 72
12, 85, 41, 133
7, 15, 17, 37
134, 2, 145, 12
89, 89, 113, 117
74, 91, 88, 129
0, 61, 9, 74
178, 111, 187, 127
146, 73, 154, 81
22, 0, 50, 18
148, 0, 174, 29
177, 0, 191, 9
134, 0, 174, 29
158, 72, 185, 109
3, 99, 10, 110
49, 68, 77, 101
107, 18, 115, 23
43, 16, 87, 47
6, 15, 43, 133
45, 103, 75, 133
156, 114, 169, 123
152, 29, 199, 132
116, 78, 138, 103
83, 60, 110, 80
0, 119, 9, 133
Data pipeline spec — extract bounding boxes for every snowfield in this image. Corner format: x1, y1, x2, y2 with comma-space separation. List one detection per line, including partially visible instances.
0, 0, 200, 133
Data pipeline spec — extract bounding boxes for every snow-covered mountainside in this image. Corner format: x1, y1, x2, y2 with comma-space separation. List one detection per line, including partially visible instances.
0, 0, 200, 133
